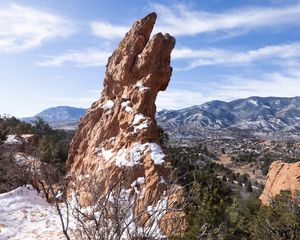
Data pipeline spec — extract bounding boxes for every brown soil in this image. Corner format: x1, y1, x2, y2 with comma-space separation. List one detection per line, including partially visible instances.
214, 154, 266, 185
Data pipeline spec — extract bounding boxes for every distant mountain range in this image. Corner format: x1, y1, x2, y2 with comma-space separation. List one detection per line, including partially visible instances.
22, 106, 86, 130
22, 97, 300, 139
157, 96, 300, 140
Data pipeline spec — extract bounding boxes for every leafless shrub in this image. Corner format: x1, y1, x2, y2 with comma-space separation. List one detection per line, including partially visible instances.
39, 168, 187, 240
0, 144, 31, 193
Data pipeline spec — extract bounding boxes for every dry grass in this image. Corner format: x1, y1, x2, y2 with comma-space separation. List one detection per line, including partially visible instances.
214, 154, 266, 185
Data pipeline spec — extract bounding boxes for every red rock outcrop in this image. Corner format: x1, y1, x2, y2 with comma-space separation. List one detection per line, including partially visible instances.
260, 160, 300, 205
66, 13, 185, 237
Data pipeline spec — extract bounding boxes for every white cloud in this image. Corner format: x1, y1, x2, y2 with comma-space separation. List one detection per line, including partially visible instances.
88, 2, 300, 43
172, 47, 229, 60
90, 21, 129, 39
56, 36, 300, 69
172, 42, 300, 70
0, 3, 76, 53
215, 71, 300, 100
156, 68, 300, 110
88, 2, 300, 45
157, 90, 210, 110
37, 48, 111, 67
153, 3, 300, 36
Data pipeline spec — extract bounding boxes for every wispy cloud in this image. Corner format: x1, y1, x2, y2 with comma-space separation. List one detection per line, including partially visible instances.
37, 48, 111, 67
215, 70, 300, 100
90, 21, 129, 39
157, 90, 209, 110
41, 39, 300, 68
90, 3, 300, 39
153, 3, 300, 37
0, 3, 76, 53
172, 42, 300, 70
157, 68, 300, 110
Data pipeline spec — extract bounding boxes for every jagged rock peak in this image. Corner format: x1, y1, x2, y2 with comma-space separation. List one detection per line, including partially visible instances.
260, 160, 300, 205
66, 13, 184, 237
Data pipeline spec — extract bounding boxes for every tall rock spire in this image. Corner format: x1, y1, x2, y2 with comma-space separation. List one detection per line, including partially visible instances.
66, 13, 185, 237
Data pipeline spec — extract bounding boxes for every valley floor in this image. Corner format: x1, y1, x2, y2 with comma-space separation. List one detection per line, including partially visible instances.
214, 154, 266, 184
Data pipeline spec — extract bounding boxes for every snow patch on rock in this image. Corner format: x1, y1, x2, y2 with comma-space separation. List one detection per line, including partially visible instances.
115, 143, 148, 168
134, 121, 149, 133
148, 143, 165, 165
159, 176, 166, 184
131, 177, 145, 194
132, 113, 149, 133
100, 148, 114, 161
136, 82, 149, 91
130, 143, 146, 165
121, 100, 133, 112
132, 113, 146, 125
115, 148, 128, 167
102, 100, 114, 110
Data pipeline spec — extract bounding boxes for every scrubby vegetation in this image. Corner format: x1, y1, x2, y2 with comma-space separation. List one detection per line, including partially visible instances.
1, 120, 299, 239
0, 116, 73, 162
0, 115, 74, 192
168, 143, 300, 239
0, 144, 30, 193
251, 191, 300, 240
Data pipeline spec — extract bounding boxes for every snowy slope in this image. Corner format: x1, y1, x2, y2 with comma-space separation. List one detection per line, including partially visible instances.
0, 185, 65, 240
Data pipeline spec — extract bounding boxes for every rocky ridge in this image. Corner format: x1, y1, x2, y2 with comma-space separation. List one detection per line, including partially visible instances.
157, 96, 300, 140
66, 13, 185, 237
260, 160, 300, 205
22, 106, 86, 130
23, 96, 300, 140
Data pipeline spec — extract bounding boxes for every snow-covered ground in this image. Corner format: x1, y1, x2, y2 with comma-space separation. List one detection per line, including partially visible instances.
0, 184, 169, 239
0, 185, 65, 240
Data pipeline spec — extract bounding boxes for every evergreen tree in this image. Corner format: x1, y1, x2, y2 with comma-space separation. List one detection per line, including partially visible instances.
250, 191, 300, 240
245, 180, 253, 192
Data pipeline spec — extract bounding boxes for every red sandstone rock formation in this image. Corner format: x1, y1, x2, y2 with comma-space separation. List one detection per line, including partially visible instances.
260, 160, 300, 205
66, 12, 185, 237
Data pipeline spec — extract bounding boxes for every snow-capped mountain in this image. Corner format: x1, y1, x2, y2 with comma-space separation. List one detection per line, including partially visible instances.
156, 97, 300, 140
22, 106, 86, 129
21, 97, 300, 138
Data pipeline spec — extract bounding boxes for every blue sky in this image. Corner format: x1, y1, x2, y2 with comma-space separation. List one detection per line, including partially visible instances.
1, 0, 300, 117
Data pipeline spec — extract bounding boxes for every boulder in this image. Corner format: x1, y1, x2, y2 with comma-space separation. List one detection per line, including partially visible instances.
260, 160, 300, 205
